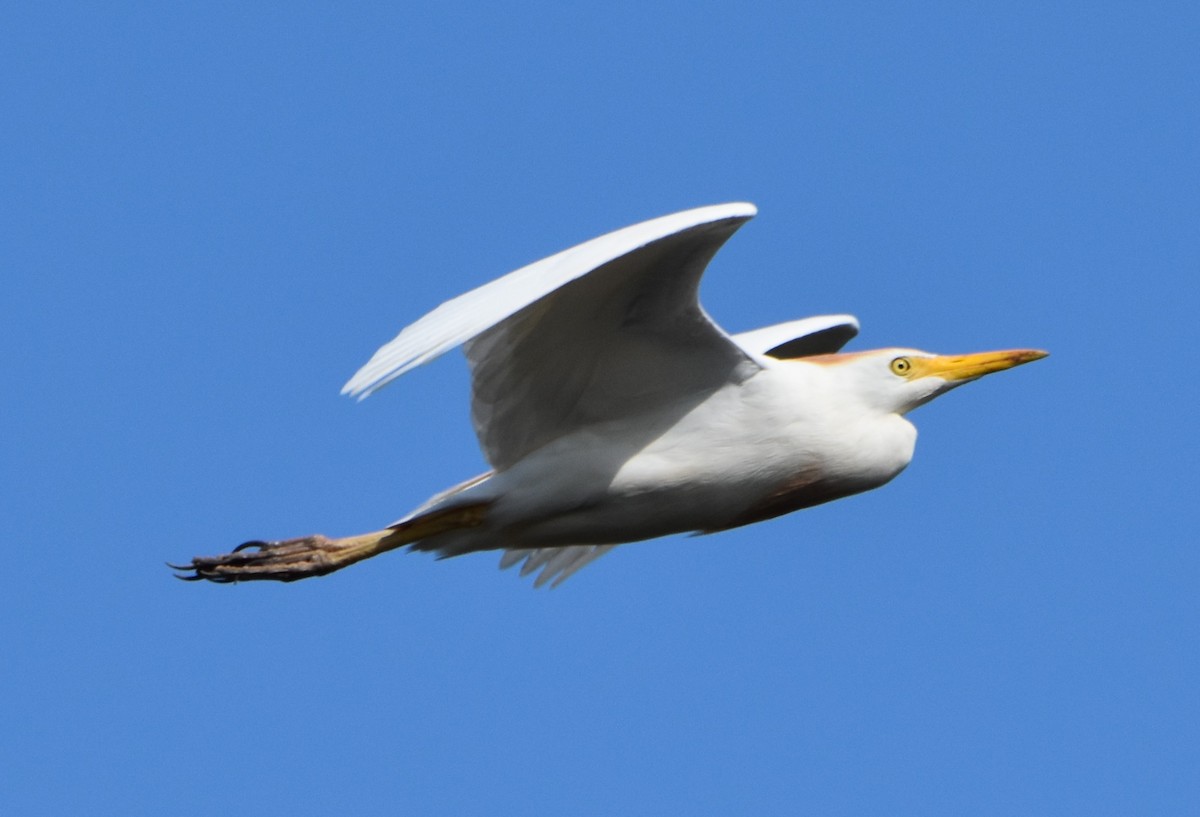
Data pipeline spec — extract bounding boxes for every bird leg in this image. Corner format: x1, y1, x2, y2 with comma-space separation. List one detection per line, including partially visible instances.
172, 503, 489, 583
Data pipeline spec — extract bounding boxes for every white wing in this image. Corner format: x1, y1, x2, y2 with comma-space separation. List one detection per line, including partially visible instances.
732, 315, 859, 360
342, 203, 756, 398
343, 203, 762, 470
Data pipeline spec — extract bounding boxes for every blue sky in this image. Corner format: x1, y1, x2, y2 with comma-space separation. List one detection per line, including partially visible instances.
3, 2, 1197, 814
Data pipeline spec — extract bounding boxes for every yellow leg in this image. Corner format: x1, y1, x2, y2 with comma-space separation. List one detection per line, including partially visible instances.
173, 503, 489, 583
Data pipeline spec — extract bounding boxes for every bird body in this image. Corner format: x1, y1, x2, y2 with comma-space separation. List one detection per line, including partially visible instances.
423, 356, 916, 550
178, 203, 1046, 587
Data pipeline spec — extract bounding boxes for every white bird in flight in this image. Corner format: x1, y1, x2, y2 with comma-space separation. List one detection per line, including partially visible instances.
178, 203, 1046, 587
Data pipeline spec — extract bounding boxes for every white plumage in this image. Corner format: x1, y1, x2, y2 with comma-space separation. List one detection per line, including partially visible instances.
343, 204, 754, 397
179, 203, 1046, 587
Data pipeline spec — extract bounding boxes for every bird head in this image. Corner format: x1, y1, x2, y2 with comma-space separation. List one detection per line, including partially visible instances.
812, 348, 1049, 416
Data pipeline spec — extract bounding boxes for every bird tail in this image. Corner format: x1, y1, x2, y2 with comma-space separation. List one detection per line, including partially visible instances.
499, 544, 617, 588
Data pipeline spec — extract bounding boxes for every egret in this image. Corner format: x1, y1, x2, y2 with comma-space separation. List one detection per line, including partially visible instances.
177, 203, 1046, 587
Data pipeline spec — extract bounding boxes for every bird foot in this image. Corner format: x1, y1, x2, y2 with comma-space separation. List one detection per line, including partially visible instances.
172, 505, 489, 585
171, 534, 357, 583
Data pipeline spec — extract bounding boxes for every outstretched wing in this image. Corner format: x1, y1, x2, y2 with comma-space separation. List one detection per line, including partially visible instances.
343, 203, 761, 470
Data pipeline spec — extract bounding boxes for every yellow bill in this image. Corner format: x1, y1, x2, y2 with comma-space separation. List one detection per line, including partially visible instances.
912, 349, 1049, 382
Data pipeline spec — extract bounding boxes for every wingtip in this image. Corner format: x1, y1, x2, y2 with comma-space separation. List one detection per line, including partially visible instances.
666, 202, 757, 225
340, 373, 385, 401
704, 201, 757, 220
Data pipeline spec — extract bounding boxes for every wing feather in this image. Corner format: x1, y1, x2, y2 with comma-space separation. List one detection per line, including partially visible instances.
464, 213, 762, 467
342, 203, 758, 399
732, 315, 859, 360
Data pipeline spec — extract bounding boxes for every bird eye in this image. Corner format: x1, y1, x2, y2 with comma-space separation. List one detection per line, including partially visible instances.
890, 356, 912, 376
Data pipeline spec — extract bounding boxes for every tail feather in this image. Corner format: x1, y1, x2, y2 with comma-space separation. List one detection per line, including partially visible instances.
501, 544, 617, 588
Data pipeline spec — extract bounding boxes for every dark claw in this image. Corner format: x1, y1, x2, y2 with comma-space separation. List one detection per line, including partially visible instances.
172, 533, 338, 584
233, 540, 269, 553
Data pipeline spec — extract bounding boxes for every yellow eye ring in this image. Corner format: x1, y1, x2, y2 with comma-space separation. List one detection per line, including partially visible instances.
890, 356, 913, 376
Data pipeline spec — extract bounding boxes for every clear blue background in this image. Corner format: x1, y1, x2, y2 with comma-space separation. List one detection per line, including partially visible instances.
3, 2, 1196, 814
